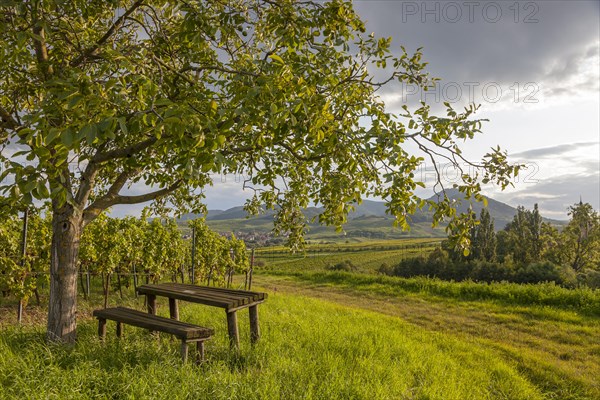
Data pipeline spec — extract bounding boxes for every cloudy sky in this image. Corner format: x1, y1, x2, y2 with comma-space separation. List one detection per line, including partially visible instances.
115, 0, 600, 220
351, 0, 600, 220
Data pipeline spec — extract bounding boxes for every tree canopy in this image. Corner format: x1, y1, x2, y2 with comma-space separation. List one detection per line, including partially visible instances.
0, 0, 519, 342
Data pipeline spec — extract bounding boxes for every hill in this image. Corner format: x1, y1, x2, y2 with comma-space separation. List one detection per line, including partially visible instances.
179, 189, 564, 240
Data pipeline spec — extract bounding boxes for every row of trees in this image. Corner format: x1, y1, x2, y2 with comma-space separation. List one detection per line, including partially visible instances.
0, 209, 249, 313
382, 201, 600, 286
456, 201, 600, 272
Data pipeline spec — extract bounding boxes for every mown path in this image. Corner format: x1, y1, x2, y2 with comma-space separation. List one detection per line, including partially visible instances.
255, 274, 600, 400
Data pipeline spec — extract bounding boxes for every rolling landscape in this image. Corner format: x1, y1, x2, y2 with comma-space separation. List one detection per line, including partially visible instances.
181, 189, 566, 242
0, 1, 598, 400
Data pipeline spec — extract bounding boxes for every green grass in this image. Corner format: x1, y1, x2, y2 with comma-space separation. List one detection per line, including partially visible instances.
1, 292, 544, 400
256, 272, 600, 399
261, 270, 600, 316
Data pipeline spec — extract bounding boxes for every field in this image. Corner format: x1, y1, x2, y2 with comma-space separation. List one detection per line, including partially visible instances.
1, 240, 599, 399
253, 238, 441, 273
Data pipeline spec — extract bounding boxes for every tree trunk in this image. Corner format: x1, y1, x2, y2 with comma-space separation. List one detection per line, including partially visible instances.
46, 206, 82, 343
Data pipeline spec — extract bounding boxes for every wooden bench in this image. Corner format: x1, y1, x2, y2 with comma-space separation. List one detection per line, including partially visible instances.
92, 307, 213, 363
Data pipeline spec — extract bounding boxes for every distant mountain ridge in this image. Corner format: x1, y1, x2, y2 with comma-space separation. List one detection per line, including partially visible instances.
179, 189, 564, 239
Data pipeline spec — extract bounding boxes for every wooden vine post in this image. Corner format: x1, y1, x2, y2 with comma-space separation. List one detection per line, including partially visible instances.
17, 208, 28, 324
190, 225, 196, 284
246, 248, 255, 290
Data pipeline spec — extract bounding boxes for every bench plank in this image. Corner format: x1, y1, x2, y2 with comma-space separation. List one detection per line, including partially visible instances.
93, 307, 213, 340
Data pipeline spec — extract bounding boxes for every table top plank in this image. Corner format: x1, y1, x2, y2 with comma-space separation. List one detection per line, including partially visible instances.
147, 285, 241, 307
160, 283, 267, 301
159, 283, 254, 302
137, 285, 235, 308
136, 283, 267, 311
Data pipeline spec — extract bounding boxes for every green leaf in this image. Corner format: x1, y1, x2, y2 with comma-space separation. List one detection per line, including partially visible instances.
45, 128, 61, 145
20, 179, 37, 194
269, 54, 284, 64
67, 94, 84, 109
61, 130, 75, 147
81, 124, 98, 145
154, 98, 173, 106
118, 118, 128, 135
34, 181, 49, 199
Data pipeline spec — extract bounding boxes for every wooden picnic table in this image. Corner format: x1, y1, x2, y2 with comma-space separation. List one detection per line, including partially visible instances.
136, 283, 267, 348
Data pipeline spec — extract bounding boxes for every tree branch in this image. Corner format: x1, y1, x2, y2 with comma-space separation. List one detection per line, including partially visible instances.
180, 65, 259, 78
74, 135, 156, 207
83, 179, 181, 225
114, 182, 179, 204
74, 161, 99, 208
70, 0, 144, 67
32, 22, 53, 77
92, 136, 158, 163
280, 142, 326, 162
106, 168, 142, 197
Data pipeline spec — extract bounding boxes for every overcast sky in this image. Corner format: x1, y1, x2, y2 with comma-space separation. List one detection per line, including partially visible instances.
114, 0, 600, 220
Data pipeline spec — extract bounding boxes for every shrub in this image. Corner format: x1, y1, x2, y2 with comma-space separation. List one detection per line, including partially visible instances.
377, 263, 393, 276
577, 269, 600, 289
392, 257, 430, 278
389, 257, 579, 287
469, 260, 514, 282
514, 261, 565, 284
327, 260, 357, 272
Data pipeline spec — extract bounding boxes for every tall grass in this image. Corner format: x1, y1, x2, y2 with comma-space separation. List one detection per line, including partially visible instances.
0, 293, 543, 399
264, 270, 600, 316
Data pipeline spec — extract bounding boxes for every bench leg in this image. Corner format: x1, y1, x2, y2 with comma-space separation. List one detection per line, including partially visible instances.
147, 294, 157, 315
169, 298, 179, 320
147, 294, 157, 335
98, 318, 106, 340
226, 311, 240, 350
249, 305, 260, 344
196, 341, 205, 364
116, 322, 123, 338
181, 340, 188, 363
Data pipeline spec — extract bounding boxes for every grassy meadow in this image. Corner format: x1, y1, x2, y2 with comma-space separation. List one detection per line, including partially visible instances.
0, 289, 544, 400
1, 239, 599, 399
255, 272, 600, 399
